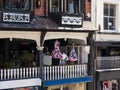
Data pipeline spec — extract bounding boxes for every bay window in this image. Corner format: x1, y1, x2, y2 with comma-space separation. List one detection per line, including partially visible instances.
104, 4, 116, 31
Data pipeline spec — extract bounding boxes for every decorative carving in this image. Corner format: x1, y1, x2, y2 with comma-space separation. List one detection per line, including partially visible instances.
62, 16, 82, 26
3, 12, 30, 23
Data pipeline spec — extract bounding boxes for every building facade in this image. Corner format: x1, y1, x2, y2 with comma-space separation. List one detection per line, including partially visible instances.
0, 0, 96, 90
94, 0, 120, 90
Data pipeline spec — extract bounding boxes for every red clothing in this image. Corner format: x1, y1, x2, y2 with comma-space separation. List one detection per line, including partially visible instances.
104, 81, 109, 88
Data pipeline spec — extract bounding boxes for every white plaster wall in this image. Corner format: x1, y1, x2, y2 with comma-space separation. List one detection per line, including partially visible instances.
96, 34, 120, 41
91, 0, 97, 29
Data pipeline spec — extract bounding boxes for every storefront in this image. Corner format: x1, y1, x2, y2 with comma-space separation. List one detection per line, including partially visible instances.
6, 86, 39, 90
96, 70, 120, 90
46, 83, 86, 90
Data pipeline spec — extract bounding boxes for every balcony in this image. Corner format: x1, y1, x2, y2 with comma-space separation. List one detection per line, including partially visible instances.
0, 64, 92, 87
44, 64, 88, 81
96, 56, 120, 69
0, 64, 89, 81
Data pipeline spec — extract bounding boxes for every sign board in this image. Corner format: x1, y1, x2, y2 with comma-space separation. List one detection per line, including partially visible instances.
62, 16, 83, 27
3, 12, 30, 23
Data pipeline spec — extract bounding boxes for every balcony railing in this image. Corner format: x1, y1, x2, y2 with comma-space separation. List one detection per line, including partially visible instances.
0, 64, 88, 81
44, 64, 88, 80
0, 67, 40, 80
96, 56, 120, 69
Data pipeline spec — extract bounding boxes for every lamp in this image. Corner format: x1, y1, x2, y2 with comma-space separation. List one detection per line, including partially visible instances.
10, 38, 12, 42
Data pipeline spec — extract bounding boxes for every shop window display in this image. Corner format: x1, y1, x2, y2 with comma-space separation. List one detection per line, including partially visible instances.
103, 80, 118, 90
52, 40, 62, 65
43, 39, 83, 66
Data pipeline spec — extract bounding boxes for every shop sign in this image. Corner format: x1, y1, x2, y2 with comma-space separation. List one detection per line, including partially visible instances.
62, 16, 82, 26
3, 12, 30, 23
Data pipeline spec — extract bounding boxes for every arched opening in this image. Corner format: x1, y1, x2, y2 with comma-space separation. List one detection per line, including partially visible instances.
43, 38, 88, 66
0, 38, 38, 68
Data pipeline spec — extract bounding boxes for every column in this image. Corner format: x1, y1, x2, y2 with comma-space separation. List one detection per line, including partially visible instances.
37, 46, 44, 90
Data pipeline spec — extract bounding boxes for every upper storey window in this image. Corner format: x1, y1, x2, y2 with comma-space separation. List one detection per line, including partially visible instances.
104, 4, 116, 31
67, 0, 80, 14
50, 0, 59, 12
4, 0, 30, 10
49, 0, 84, 14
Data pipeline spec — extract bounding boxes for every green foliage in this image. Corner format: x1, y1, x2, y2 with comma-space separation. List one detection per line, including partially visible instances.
4, 59, 15, 68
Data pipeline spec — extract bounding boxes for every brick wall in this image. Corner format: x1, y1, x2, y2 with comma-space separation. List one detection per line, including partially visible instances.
85, 0, 91, 16
34, 0, 44, 16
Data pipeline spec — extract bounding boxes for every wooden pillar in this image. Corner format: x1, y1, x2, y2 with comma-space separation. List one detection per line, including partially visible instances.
37, 46, 44, 78
37, 46, 44, 90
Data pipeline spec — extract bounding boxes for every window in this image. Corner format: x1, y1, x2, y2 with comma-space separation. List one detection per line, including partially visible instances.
67, 0, 81, 14
104, 4, 116, 31
49, 0, 83, 14
50, 0, 59, 12
4, 0, 30, 10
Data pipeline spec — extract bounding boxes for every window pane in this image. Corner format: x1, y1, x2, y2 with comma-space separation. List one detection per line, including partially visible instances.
5, 0, 12, 9
51, 0, 59, 12
104, 17, 108, 30
110, 5, 116, 16
22, 0, 29, 10
109, 18, 116, 30
4, 0, 30, 10
104, 4, 116, 31
104, 4, 108, 16
68, 0, 74, 13
12, 0, 21, 9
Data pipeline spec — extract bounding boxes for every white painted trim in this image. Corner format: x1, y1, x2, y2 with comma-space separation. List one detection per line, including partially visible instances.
0, 78, 41, 90
0, 31, 41, 46
96, 0, 120, 33
96, 33, 120, 41
44, 32, 88, 44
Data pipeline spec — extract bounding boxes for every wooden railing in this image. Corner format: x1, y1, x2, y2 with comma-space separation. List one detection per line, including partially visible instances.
0, 67, 40, 80
96, 56, 120, 69
44, 64, 88, 80
0, 64, 88, 81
